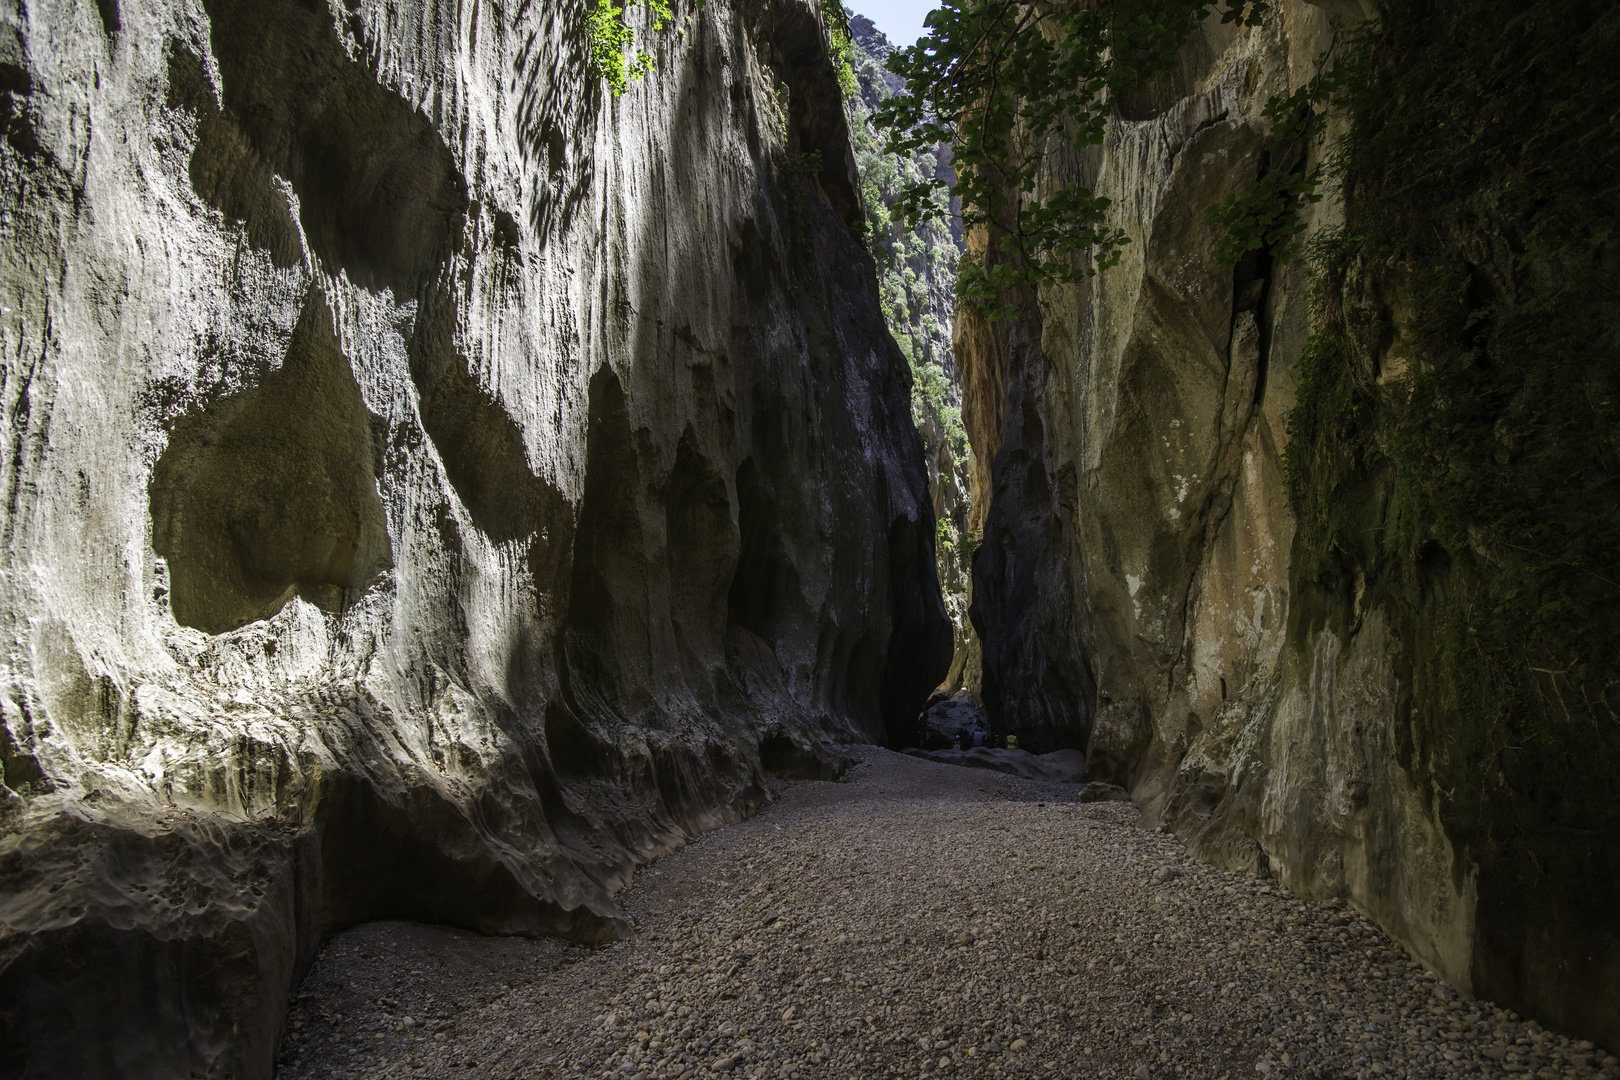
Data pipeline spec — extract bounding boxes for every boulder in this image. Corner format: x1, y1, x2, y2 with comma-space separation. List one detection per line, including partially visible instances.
903, 747, 1087, 784
915, 690, 991, 750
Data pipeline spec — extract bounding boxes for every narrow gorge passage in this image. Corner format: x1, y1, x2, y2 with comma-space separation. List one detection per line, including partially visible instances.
4, 2, 1614, 1074
276, 752, 1602, 1080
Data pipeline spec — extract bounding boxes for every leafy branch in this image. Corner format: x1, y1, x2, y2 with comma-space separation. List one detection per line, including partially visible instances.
586, 0, 674, 96
1205, 56, 1339, 264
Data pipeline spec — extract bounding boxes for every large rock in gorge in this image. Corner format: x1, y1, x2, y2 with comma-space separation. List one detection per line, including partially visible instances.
958, 0, 1617, 1048
0, 1, 951, 1075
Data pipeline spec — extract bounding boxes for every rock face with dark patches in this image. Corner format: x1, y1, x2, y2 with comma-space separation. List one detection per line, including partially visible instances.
914, 688, 989, 750
956, 0, 1616, 1051
150, 293, 396, 633
0, 1, 949, 1076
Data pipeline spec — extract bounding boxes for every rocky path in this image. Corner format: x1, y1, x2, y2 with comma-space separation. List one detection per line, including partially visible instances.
276, 750, 1616, 1080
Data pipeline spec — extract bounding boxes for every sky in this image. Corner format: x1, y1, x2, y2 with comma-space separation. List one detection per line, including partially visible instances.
848, 0, 940, 50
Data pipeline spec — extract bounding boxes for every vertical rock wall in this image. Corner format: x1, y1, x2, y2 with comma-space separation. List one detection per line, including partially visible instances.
847, 14, 980, 703
959, 0, 1615, 1047
0, 1, 950, 1076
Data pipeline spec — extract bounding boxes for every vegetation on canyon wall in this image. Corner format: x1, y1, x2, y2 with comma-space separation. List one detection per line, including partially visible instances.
873, 0, 1266, 315
1281, 0, 1619, 1015
586, 0, 674, 94
821, 0, 860, 99
846, 11, 977, 681
588, 0, 853, 99
848, 29, 966, 461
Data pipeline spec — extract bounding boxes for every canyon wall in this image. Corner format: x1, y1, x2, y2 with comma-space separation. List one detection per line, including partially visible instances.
960, 0, 1617, 1047
0, 0, 950, 1075
847, 14, 980, 701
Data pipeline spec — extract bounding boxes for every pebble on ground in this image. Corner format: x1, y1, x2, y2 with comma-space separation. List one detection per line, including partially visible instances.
276, 749, 1618, 1080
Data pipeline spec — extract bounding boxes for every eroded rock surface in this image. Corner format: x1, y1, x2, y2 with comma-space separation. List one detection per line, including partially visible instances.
913, 688, 989, 750
0, 2, 948, 1076
955, 0, 1616, 1048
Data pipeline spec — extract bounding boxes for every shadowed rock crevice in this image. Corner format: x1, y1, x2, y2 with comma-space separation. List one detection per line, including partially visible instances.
729, 453, 810, 654
165, 42, 302, 268
725, 456, 796, 649
0, 772, 625, 1080
313, 771, 622, 945
968, 327, 1096, 757
542, 700, 616, 784
0, 815, 318, 1080
93, 0, 120, 37
150, 292, 393, 634
768, 6, 864, 225
557, 366, 661, 723
0, 720, 48, 795
758, 732, 853, 780
408, 286, 569, 546
1112, 11, 1237, 121
880, 513, 956, 746
0, 57, 42, 160
665, 428, 741, 675
195, 0, 467, 294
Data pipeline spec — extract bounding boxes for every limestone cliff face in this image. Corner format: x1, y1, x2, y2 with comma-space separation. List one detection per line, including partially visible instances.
847, 13, 979, 703
958, 0, 1615, 1047
0, 1, 950, 1075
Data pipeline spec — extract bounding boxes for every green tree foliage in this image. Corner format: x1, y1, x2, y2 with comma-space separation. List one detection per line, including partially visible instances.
586, 0, 673, 95
872, 0, 1265, 314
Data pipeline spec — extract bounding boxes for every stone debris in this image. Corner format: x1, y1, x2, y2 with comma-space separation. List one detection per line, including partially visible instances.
276, 750, 1617, 1080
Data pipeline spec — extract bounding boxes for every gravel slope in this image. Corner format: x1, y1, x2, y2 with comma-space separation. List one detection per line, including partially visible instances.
276, 749, 1617, 1080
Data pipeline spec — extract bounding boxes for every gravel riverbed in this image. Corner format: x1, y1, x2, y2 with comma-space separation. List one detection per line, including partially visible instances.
276, 749, 1616, 1080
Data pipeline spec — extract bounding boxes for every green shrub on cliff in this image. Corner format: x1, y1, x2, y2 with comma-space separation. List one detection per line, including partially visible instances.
586, 0, 672, 95
822, 0, 859, 100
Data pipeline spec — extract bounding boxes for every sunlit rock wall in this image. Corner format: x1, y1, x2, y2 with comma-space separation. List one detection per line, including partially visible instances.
0, 0, 950, 1075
